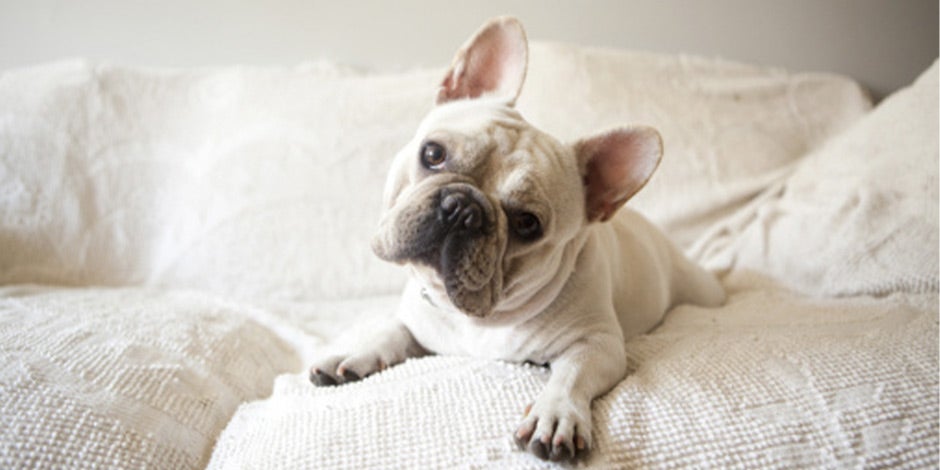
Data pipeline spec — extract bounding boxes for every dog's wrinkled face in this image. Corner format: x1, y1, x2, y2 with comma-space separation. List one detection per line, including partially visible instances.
372, 99, 587, 317
371, 17, 663, 318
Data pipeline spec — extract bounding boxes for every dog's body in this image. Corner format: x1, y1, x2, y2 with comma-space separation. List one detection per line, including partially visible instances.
309, 17, 724, 461
401, 206, 723, 363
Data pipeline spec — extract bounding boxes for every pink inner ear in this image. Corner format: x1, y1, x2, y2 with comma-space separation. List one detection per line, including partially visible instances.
465, 41, 524, 99
437, 18, 527, 105
580, 128, 663, 222
584, 147, 632, 222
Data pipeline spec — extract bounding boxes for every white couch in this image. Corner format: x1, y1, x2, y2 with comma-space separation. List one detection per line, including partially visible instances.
1, 43, 936, 469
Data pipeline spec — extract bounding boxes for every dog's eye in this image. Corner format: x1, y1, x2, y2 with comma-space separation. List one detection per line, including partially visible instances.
420, 141, 447, 170
510, 211, 542, 241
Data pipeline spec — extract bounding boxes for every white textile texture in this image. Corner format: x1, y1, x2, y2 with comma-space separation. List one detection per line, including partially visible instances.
695, 61, 939, 297
0, 286, 300, 469
207, 289, 938, 469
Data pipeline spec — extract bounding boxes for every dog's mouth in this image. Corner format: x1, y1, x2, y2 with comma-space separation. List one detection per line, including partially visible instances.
437, 230, 503, 317
372, 183, 505, 317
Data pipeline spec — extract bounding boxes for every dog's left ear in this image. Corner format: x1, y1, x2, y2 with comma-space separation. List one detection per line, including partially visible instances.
575, 127, 663, 222
436, 16, 528, 106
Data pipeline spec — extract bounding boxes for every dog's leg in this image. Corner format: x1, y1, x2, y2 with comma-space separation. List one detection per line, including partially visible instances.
309, 319, 426, 386
514, 333, 626, 461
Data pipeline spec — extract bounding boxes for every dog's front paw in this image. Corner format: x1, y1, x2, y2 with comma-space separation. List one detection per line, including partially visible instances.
308, 320, 423, 386
308, 352, 388, 386
514, 395, 592, 462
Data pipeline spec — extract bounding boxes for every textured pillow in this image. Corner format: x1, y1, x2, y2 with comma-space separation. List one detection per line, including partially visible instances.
0, 60, 435, 300
0, 44, 871, 301
696, 60, 938, 296
519, 43, 872, 248
0, 286, 300, 469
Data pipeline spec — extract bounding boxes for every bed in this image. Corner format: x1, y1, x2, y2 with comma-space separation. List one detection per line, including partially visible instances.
1, 42, 936, 468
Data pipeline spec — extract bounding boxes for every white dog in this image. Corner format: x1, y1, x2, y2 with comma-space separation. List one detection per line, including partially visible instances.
309, 16, 725, 461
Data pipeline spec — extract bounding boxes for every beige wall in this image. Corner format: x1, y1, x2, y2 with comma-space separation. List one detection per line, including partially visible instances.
1, 0, 936, 98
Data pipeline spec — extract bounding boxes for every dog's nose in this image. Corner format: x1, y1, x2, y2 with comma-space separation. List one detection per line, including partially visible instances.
439, 190, 485, 234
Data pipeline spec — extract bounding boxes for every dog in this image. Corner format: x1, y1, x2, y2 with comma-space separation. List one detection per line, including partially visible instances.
308, 16, 725, 462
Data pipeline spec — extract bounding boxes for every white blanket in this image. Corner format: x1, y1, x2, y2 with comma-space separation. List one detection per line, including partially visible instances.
0, 43, 936, 469
209, 290, 937, 469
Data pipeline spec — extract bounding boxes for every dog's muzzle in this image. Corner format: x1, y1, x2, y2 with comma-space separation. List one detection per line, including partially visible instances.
373, 180, 502, 317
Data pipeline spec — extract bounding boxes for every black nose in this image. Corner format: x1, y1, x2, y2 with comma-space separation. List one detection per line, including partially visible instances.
439, 190, 485, 234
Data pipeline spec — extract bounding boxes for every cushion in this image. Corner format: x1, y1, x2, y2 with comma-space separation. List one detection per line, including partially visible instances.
0, 286, 300, 469
695, 60, 938, 296
0, 61, 433, 301
0, 43, 871, 302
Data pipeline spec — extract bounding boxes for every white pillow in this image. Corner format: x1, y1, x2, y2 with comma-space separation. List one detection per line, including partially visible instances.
0, 61, 436, 300
0, 286, 300, 469
698, 60, 938, 296
0, 44, 872, 301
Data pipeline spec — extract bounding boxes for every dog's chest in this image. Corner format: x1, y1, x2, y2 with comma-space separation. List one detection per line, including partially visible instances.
415, 314, 537, 362
399, 291, 554, 363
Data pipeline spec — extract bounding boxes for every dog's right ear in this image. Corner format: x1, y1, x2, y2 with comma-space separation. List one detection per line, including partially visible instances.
436, 17, 528, 107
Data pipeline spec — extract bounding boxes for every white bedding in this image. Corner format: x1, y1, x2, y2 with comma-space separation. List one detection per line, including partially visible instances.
208, 289, 937, 469
0, 43, 936, 469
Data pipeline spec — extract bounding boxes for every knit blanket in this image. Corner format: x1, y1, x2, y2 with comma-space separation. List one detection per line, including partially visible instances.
209, 289, 937, 469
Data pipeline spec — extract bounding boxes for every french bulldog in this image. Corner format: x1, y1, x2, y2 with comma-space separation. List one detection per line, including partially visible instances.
309, 16, 725, 462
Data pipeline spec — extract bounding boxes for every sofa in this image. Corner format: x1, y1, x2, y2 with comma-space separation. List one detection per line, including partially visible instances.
1, 42, 936, 468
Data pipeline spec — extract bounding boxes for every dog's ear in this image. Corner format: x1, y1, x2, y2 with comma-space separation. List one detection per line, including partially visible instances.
436, 16, 528, 106
575, 127, 663, 222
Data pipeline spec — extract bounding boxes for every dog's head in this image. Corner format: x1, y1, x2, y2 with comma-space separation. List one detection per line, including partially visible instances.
372, 17, 663, 318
